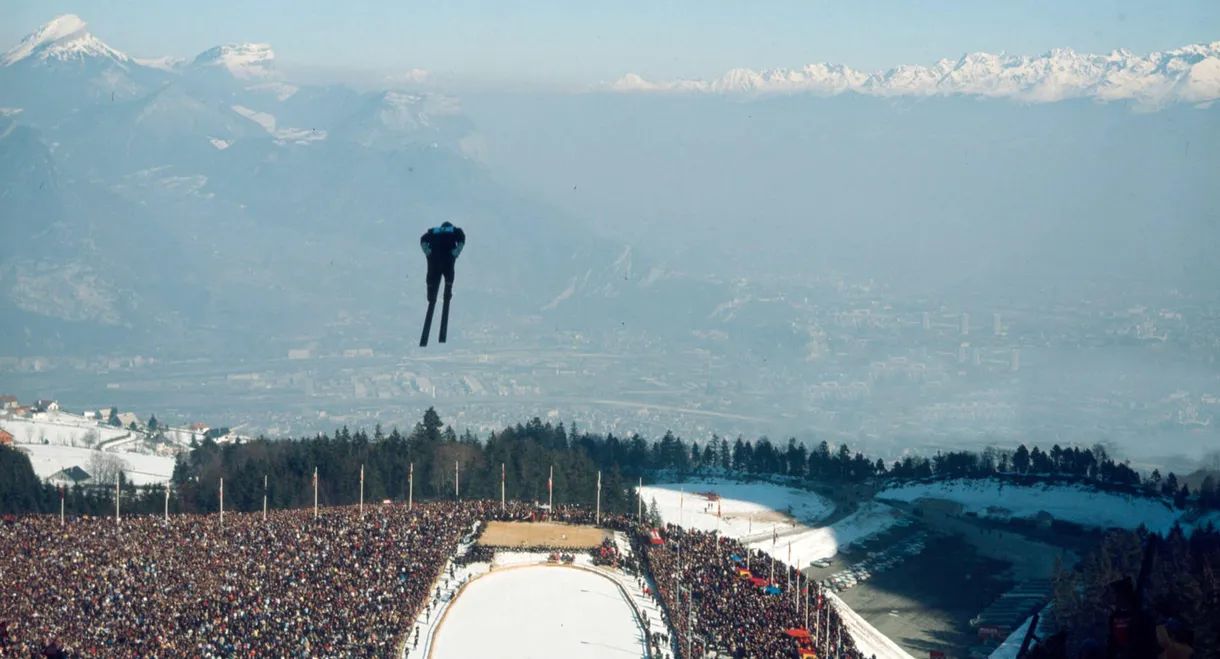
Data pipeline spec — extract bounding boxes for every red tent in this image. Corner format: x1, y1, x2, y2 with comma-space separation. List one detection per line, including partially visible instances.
648, 529, 663, 545
785, 629, 812, 639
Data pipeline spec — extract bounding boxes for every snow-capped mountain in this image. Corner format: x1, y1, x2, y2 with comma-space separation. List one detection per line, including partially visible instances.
610, 41, 1220, 106
0, 14, 128, 67
0, 15, 174, 122
190, 43, 278, 80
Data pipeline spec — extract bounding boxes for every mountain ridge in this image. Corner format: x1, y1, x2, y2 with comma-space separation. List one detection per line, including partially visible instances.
607, 41, 1220, 107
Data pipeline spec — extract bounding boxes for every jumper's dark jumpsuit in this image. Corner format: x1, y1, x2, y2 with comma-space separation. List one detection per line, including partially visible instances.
420, 223, 465, 303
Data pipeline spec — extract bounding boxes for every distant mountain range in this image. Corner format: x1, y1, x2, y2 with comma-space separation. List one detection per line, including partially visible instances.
609, 42, 1220, 107
0, 15, 650, 358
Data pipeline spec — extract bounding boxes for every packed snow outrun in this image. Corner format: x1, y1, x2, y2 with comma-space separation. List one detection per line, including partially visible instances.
429, 566, 646, 659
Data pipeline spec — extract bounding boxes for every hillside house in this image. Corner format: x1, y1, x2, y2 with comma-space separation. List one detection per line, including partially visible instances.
116, 412, 141, 428
34, 399, 59, 413
0, 429, 13, 446
48, 466, 91, 487
0, 395, 17, 410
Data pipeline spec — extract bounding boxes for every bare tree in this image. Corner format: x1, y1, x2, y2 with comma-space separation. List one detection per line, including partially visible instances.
86, 451, 131, 485
81, 429, 100, 448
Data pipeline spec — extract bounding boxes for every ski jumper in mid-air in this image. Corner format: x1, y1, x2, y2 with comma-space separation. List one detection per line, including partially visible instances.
419, 221, 465, 346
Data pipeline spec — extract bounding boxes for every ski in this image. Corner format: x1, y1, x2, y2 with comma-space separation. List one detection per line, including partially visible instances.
420, 298, 437, 347
438, 296, 451, 343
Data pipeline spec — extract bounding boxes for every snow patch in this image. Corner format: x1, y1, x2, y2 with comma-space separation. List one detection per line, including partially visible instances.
191, 43, 276, 80
133, 55, 186, 72
878, 477, 1183, 533
0, 108, 23, 116
230, 104, 326, 144
230, 104, 276, 132
210, 138, 232, 150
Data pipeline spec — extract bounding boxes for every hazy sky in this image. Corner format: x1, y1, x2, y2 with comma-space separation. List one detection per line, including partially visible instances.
3, 0, 1218, 84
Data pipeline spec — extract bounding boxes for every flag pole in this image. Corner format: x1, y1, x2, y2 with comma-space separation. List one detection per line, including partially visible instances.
61, 486, 65, 526
263, 474, 267, 521
548, 465, 553, 514
219, 478, 224, 528
501, 462, 505, 512
360, 464, 365, 517
313, 466, 318, 520
455, 460, 459, 500
409, 462, 413, 510
115, 473, 120, 526
596, 470, 601, 526
164, 483, 169, 522
637, 476, 643, 521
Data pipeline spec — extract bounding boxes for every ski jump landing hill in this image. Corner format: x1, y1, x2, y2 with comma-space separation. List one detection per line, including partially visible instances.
402, 522, 668, 659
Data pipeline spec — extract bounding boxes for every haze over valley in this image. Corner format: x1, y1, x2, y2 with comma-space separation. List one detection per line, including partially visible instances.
1, 12, 1218, 471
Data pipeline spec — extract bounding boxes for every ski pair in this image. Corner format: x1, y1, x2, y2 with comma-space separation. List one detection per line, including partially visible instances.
419, 296, 450, 347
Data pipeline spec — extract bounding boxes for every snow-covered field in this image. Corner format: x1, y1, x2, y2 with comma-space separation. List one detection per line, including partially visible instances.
639, 477, 836, 540
1, 414, 131, 447
877, 478, 1183, 533
430, 566, 646, 659
14, 444, 176, 486
749, 501, 908, 564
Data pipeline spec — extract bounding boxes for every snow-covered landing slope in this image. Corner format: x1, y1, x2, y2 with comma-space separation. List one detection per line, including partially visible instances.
878, 478, 1182, 533
748, 501, 907, 564
639, 477, 835, 539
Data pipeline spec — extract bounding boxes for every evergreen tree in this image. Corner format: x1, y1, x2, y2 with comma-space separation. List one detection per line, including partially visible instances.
647, 497, 663, 527
1013, 444, 1031, 473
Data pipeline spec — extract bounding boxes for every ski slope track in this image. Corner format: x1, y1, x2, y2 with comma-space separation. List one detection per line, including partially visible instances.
877, 477, 1184, 533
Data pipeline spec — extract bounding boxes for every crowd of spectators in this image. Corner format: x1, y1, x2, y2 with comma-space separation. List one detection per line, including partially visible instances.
642, 523, 876, 659
1, 500, 875, 659
0, 502, 484, 658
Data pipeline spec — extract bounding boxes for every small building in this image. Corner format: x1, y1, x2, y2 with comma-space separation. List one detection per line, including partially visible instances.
0, 395, 17, 410
0, 429, 13, 446
34, 399, 59, 413
48, 466, 91, 487
116, 412, 141, 428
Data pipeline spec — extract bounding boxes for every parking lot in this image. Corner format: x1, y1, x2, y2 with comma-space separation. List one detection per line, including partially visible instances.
801, 519, 1017, 659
